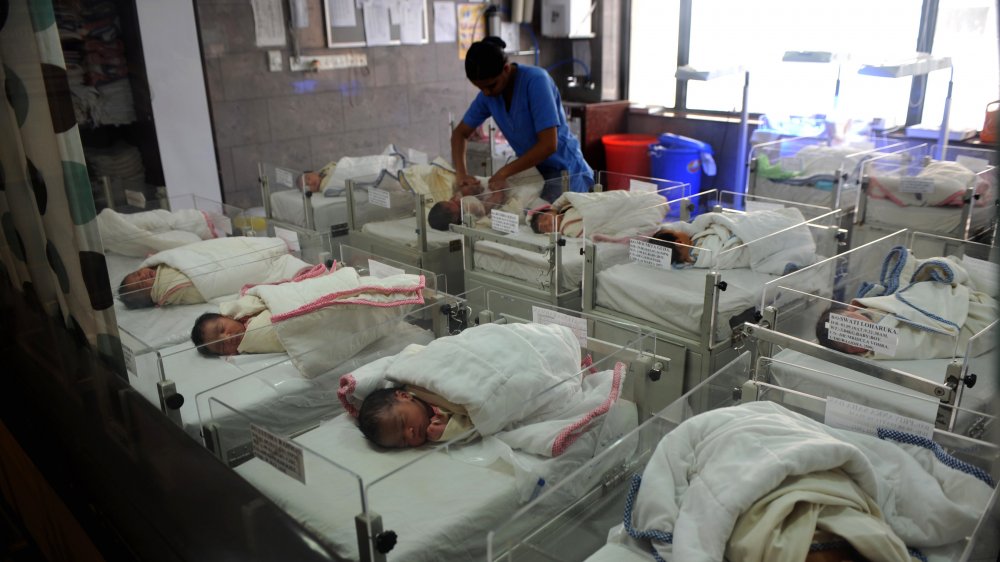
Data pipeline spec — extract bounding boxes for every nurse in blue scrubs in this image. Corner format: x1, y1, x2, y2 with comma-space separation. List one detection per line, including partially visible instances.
451, 37, 595, 202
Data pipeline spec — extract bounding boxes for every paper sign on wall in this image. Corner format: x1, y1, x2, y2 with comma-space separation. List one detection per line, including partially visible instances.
629, 179, 658, 193
457, 3, 487, 59
745, 199, 785, 213
826, 312, 898, 357
629, 238, 672, 270
532, 306, 588, 347
125, 189, 146, 209
824, 396, 934, 439
251, 424, 306, 483
900, 177, 935, 194
433, 2, 456, 43
490, 209, 519, 234
368, 186, 392, 208
274, 226, 301, 252
275, 168, 295, 188
251, 0, 287, 47
368, 259, 405, 279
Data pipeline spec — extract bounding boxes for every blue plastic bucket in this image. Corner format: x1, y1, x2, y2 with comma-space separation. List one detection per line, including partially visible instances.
649, 133, 716, 211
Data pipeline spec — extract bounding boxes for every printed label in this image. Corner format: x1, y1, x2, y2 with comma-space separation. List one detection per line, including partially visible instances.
216, 215, 233, 236
250, 424, 306, 484
629, 179, 658, 193
368, 259, 405, 279
368, 187, 392, 209
122, 343, 137, 376
962, 255, 999, 297
824, 396, 934, 439
273, 226, 301, 252
779, 156, 804, 172
629, 238, 672, 270
532, 306, 588, 347
827, 312, 898, 357
275, 168, 295, 188
745, 200, 785, 213
125, 189, 146, 209
490, 209, 519, 234
899, 177, 935, 194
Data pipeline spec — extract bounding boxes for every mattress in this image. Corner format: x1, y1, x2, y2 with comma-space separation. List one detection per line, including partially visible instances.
473, 233, 585, 291
769, 347, 998, 435
270, 189, 355, 231
360, 216, 462, 249
234, 395, 637, 561
864, 197, 995, 237
751, 178, 858, 210
135, 323, 436, 439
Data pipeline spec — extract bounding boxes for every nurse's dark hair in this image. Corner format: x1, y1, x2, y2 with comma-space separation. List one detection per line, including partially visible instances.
465, 36, 508, 80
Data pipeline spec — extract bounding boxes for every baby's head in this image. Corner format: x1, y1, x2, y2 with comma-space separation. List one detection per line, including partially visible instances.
303, 171, 322, 192
358, 387, 445, 448
529, 208, 560, 234
428, 198, 462, 231
119, 267, 157, 309
649, 230, 694, 264
191, 312, 246, 356
815, 306, 871, 354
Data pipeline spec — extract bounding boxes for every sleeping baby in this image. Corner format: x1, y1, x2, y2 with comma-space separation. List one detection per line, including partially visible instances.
190, 296, 285, 357
357, 386, 474, 448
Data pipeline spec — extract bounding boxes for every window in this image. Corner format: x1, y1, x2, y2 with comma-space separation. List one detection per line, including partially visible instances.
627, 0, 679, 109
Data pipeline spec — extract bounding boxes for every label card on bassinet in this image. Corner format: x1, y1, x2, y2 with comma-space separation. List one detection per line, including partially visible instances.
629, 179, 658, 193
273, 226, 301, 252
275, 168, 295, 188
368, 259, 405, 279
368, 187, 391, 208
250, 423, 306, 484
824, 397, 934, 439
491, 209, 519, 234
532, 306, 588, 347
122, 343, 137, 377
629, 238, 672, 270
899, 177, 935, 194
827, 313, 898, 357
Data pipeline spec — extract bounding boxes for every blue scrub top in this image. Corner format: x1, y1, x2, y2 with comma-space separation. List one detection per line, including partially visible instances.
462, 64, 594, 198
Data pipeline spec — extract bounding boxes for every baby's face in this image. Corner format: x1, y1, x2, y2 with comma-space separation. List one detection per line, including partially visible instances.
535, 210, 559, 233
123, 267, 157, 296
201, 316, 246, 356
303, 172, 322, 192
378, 391, 438, 448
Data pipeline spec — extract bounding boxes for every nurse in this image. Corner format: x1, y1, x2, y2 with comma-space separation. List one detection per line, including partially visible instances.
451, 36, 594, 202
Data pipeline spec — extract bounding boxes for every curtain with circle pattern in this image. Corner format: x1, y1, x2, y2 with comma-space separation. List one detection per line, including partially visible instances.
0, 0, 121, 367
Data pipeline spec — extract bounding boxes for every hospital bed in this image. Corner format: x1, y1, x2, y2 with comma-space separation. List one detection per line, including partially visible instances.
757, 228, 998, 439
581, 189, 842, 405
133, 249, 458, 446
452, 171, 688, 315
203, 293, 677, 562
852, 144, 998, 249
487, 327, 999, 562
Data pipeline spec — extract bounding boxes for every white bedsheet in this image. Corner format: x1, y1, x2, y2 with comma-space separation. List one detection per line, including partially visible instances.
473, 233, 585, 291
234, 395, 636, 562
864, 197, 995, 237
360, 216, 461, 249
270, 189, 357, 231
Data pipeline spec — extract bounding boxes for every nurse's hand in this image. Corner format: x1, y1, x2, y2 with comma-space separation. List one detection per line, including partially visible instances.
487, 173, 509, 192
455, 173, 481, 191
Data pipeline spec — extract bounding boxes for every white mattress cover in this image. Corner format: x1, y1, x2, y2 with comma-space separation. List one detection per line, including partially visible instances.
360, 216, 461, 249
752, 178, 856, 210
270, 189, 351, 231
473, 233, 585, 291
235, 395, 637, 561
864, 197, 995, 236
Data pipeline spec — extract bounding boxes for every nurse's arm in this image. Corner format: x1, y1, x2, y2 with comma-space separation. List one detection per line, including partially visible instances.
450, 122, 481, 188
490, 127, 558, 190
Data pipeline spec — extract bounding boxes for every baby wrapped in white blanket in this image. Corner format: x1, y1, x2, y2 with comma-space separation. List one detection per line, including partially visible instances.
338, 323, 633, 458
869, 160, 995, 207
623, 401, 993, 562
533, 190, 669, 238
98, 207, 218, 257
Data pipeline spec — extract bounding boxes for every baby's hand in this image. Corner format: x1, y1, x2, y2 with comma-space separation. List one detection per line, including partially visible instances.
426, 412, 449, 442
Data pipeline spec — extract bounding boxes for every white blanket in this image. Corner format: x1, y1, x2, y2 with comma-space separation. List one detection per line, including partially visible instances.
140, 237, 306, 302
869, 160, 994, 207
98, 207, 215, 256
551, 190, 669, 238
338, 323, 628, 457
246, 266, 425, 379
667, 207, 816, 274
626, 401, 993, 562
321, 145, 407, 196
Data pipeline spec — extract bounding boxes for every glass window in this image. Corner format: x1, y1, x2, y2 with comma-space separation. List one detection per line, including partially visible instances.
627, 0, 679, 109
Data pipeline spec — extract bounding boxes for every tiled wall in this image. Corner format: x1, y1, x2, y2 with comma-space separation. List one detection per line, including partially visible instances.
195, 0, 480, 209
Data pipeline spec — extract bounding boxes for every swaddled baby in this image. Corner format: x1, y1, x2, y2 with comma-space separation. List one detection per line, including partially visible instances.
358, 385, 474, 448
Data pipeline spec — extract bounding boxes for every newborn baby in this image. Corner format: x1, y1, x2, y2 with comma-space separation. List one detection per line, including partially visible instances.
358, 386, 473, 448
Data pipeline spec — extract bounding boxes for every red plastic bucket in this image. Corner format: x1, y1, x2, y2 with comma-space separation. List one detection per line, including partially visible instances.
602, 134, 657, 189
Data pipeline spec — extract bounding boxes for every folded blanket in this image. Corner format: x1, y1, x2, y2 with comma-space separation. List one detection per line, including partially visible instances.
98, 207, 216, 256
246, 266, 425, 378
869, 161, 994, 207
338, 322, 628, 457
321, 144, 407, 196
140, 237, 307, 302
625, 401, 993, 562
549, 190, 669, 238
